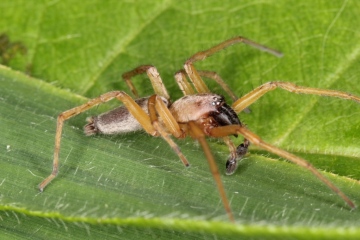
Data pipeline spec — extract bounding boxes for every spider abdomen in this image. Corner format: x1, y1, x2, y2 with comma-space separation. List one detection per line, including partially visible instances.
84, 97, 150, 135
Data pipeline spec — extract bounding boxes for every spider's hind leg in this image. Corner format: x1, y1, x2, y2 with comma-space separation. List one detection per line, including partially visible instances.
39, 91, 157, 192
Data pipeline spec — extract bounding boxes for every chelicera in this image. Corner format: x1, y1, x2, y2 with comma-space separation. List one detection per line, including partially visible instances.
39, 36, 359, 222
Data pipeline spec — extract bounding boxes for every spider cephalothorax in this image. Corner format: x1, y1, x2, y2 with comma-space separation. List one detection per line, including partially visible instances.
39, 36, 359, 222
170, 93, 241, 131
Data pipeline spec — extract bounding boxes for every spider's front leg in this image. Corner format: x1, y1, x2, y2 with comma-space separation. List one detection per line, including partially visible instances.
187, 122, 235, 222
39, 91, 158, 191
231, 81, 360, 113
183, 36, 283, 94
122, 65, 170, 100
223, 81, 360, 209
208, 124, 356, 209
147, 95, 190, 167
175, 69, 238, 101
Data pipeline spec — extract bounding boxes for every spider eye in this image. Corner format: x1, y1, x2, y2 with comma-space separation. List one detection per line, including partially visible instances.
212, 96, 222, 106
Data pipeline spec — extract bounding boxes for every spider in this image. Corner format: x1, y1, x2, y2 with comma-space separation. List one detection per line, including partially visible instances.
39, 36, 359, 222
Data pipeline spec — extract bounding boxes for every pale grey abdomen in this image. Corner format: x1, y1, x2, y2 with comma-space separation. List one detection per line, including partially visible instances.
84, 97, 149, 135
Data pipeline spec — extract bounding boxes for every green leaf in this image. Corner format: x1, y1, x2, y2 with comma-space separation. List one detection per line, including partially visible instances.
1, 0, 360, 239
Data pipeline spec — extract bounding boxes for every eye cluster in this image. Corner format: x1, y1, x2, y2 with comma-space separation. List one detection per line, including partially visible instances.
211, 96, 223, 106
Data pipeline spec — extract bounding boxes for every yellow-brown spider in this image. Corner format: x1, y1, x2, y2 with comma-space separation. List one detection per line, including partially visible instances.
39, 36, 359, 222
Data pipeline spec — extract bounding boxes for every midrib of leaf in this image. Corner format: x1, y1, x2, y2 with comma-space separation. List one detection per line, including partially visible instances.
2, 205, 360, 239
81, 0, 172, 95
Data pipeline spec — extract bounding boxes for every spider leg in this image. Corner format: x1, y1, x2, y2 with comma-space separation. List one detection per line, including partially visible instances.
187, 121, 235, 222
39, 91, 158, 192
175, 69, 242, 102
175, 70, 196, 95
196, 70, 251, 113
122, 65, 170, 100
208, 124, 356, 209
232, 81, 360, 113
147, 95, 189, 167
197, 70, 238, 101
183, 36, 282, 93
